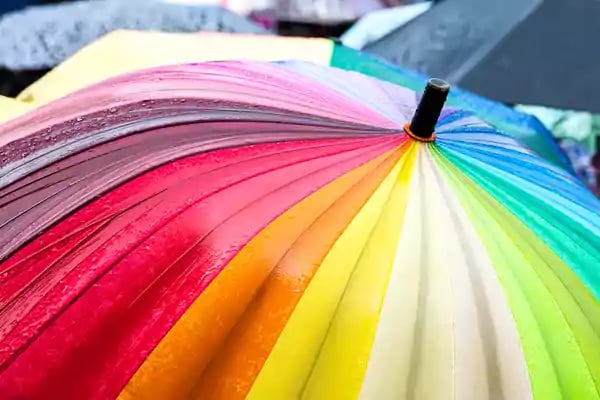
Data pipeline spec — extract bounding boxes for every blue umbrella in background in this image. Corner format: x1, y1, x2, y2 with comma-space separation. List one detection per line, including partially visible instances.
0, 0, 37, 16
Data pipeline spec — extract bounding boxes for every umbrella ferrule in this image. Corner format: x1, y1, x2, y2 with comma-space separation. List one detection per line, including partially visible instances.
403, 123, 436, 142
407, 78, 450, 141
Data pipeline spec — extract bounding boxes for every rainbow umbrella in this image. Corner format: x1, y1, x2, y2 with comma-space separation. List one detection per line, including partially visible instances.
0, 61, 598, 400
16, 30, 572, 173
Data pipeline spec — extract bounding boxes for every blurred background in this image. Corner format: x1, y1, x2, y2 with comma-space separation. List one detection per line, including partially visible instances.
0, 0, 598, 193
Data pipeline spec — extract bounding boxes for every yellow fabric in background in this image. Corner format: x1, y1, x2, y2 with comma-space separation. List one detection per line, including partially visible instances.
18, 30, 334, 105
0, 95, 34, 123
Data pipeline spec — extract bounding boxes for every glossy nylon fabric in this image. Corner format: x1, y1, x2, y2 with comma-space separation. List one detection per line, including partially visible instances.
0, 61, 598, 400
12, 30, 570, 173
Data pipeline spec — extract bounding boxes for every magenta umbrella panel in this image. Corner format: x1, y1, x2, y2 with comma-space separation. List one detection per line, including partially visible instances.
0, 61, 599, 400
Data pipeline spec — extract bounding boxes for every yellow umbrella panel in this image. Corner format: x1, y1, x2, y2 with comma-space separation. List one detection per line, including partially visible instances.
0, 95, 34, 123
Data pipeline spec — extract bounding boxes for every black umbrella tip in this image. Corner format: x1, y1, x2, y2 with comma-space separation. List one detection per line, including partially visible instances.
427, 78, 450, 92
406, 78, 451, 142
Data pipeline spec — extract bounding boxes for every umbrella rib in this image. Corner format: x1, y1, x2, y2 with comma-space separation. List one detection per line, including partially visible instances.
298, 150, 407, 397
0, 139, 394, 371
404, 146, 435, 399
430, 148, 506, 399
442, 150, 599, 398
190, 143, 407, 397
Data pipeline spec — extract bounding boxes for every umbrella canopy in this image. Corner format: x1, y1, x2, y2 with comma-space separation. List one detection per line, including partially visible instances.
0, 61, 599, 400
14, 30, 572, 172
365, 0, 600, 113
0, 0, 266, 70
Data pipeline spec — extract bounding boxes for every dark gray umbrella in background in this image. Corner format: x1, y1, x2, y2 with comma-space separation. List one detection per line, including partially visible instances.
364, 0, 600, 113
0, 0, 267, 96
